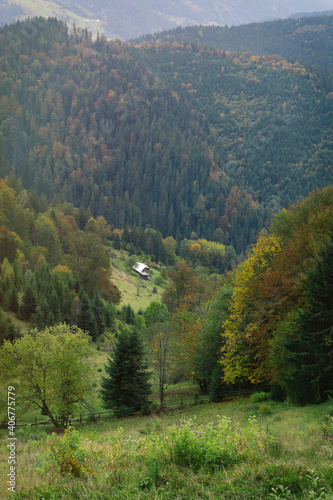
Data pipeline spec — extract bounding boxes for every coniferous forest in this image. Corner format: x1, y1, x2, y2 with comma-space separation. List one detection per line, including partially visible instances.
0, 13, 332, 388
0, 13, 333, 499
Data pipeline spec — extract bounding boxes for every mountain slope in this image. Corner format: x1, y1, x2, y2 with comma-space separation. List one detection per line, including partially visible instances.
138, 14, 333, 74
0, 17, 332, 253
0, 0, 332, 39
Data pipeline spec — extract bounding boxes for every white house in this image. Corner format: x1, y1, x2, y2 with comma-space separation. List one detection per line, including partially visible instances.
132, 262, 150, 280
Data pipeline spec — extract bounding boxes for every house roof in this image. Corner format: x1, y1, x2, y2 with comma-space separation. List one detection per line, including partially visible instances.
132, 262, 150, 274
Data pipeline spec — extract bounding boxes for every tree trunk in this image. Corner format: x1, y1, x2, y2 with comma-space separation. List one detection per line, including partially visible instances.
41, 401, 60, 427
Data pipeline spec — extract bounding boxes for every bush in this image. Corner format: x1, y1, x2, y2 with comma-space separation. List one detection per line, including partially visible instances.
260, 403, 272, 416
250, 391, 270, 403
165, 418, 240, 472
140, 416, 276, 475
153, 276, 164, 286
51, 426, 87, 477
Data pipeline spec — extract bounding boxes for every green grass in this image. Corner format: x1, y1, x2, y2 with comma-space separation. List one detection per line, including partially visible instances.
110, 251, 169, 313
1, 308, 30, 334
2, 398, 333, 499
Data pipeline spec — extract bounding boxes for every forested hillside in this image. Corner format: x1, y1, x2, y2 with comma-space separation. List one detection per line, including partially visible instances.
1, 0, 331, 40
219, 185, 333, 404
138, 14, 333, 74
0, 177, 121, 343
1, 20, 333, 500
0, 17, 332, 254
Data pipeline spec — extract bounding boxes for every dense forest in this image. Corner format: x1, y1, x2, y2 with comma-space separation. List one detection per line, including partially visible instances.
0, 17, 332, 252
0, 16, 332, 404
138, 14, 333, 74
0, 177, 122, 343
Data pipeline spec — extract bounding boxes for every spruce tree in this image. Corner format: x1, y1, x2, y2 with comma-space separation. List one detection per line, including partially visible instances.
283, 233, 333, 404
19, 285, 37, 320
78, 292, 98, 341
209, 365, 226, 402
8, 286, 19, 314
101, 329, 151, 417
92, 292, 105, 336
113, 233, 121, 250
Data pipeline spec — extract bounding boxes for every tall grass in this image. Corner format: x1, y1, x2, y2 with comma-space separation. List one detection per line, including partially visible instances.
1, 399, 333, 499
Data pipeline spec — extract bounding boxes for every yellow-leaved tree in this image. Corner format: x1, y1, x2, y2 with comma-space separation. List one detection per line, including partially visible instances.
221, 231, 282, 384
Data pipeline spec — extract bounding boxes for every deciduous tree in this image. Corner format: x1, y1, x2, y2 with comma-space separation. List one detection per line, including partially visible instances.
0, 324, 93, 426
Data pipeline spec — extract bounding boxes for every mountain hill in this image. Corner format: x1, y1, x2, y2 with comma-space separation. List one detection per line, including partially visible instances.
138, 13, 333, 74
0, 0, 332, 40
0, 17, 332, 254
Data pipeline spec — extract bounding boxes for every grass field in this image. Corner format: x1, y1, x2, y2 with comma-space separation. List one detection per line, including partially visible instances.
1, 396, 333, 499
110, 251, 169, 313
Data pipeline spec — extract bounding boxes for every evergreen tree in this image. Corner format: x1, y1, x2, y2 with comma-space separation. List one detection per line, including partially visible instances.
8, 286, 19, 314
19, 285, 37, 320
126, 304, 135, 324
282, 233, 333, 404
31, 297, 50, 330
113, 233, 121, 250
105, 303, 115, 329
78, 293, 98, 341
92, 292, 105, 336
209, 365, 226, 402
101, 329, 151, 417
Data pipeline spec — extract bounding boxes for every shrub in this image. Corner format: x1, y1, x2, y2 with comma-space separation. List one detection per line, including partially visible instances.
51, 426, 87, 477
250, 391, 270, 403
153, 276, 164, 286
260, 403, 273, 416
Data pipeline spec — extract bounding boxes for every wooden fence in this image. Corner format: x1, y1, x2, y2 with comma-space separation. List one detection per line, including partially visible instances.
3, 389, 248, 428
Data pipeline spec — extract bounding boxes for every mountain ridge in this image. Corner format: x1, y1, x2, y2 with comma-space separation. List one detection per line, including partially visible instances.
0, 0, 332, 39
0, 16, 332, 254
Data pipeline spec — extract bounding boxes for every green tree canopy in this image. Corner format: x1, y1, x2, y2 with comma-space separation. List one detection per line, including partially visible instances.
144, 301, 170, 326
0, 324, 94, 426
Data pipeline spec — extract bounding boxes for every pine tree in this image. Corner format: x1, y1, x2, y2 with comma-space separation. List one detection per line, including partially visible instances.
101, 329, 151, 417
126, 304, 135, 324
209, 365, 226, 402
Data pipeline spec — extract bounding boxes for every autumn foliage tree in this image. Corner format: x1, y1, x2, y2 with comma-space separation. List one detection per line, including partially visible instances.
221, 187, 333, 388
162, 261, 219, 382
221, 231, 282, 384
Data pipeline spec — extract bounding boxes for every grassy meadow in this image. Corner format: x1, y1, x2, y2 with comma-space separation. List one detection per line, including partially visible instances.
2, 396, 333, 499
110, 250, 169, 313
